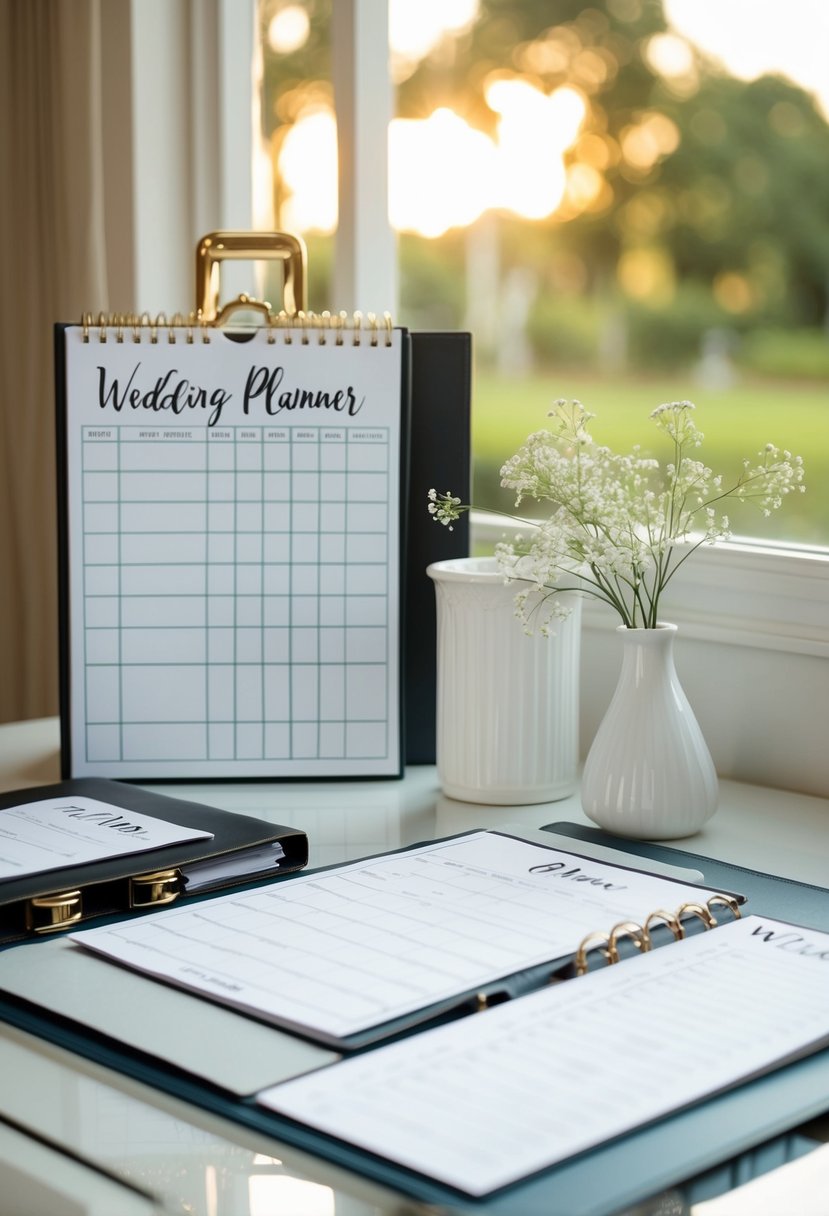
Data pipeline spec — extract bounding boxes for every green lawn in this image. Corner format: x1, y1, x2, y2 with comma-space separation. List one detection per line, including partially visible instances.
470, 369, 828, 545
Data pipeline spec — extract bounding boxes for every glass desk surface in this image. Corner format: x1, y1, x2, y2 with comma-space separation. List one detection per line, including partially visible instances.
0, 717, 827, 1216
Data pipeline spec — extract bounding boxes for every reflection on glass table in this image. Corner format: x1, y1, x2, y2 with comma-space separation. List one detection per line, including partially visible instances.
0, 1023, 424, 1216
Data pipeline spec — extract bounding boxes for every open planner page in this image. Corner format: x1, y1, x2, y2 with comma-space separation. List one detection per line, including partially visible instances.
71, 831, 724, 1042
60, 323, 406, 779
261, 915, 829, 1197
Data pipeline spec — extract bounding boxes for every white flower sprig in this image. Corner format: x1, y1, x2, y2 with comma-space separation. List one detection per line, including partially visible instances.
429, 399, 805, 631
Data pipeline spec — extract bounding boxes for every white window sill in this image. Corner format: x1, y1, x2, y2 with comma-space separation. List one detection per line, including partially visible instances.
471, 513, 829, 656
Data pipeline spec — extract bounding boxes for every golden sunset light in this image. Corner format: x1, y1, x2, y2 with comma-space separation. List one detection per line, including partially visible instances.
389, 108, 494, 237
276, 78, 588, 237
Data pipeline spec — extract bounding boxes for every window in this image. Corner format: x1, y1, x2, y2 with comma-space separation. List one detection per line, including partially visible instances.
259, 0, 828, 548
252, 1, 829, 796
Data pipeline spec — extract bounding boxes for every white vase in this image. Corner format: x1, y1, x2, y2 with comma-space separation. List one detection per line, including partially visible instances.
427, 557, 581, 805
581, 623, 718, 839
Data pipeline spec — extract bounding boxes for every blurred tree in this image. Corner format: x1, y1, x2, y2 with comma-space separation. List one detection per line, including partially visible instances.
656, 73, 829, 327
260, 0, 829, 336
398, 0, 829, 331
398, 0, 672, 297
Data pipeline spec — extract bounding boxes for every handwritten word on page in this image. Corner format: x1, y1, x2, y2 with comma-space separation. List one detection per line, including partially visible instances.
261, 916, 829, 1197
0, 797, 212, 880
73, 831, 721, 1041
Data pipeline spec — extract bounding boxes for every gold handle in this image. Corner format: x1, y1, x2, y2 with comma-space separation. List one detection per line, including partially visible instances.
195, 231, 308, 322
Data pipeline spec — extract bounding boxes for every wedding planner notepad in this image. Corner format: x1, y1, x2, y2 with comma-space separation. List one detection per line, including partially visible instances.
56, 323, 408, 779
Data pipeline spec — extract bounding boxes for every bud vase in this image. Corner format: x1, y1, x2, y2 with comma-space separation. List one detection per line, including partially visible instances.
581, 623, 718, 839
427, 557, 581, 805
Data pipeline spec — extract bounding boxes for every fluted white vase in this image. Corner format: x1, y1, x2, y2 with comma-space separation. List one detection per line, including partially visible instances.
427, 557, 581, 805
581, 623, 718, 839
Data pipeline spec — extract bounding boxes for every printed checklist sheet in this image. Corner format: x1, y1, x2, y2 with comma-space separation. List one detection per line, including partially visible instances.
60, 324, 406, 778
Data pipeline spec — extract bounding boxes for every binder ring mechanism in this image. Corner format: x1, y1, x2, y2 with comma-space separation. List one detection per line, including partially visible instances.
574, 893, 741, 976
25, 890, 83, 934
81, 231, 393, 346
22, 869, 183, 934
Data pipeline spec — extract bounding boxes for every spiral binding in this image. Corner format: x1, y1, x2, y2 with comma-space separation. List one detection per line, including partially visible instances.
80, 309, 394, 347
573, 893, 742, 976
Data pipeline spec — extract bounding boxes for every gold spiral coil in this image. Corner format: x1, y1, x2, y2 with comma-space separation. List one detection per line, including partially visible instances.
80, 309, 395, 346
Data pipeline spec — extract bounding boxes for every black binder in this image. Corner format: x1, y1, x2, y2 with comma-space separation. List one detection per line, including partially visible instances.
405, 330, 471, 763
0, 778, 307, 943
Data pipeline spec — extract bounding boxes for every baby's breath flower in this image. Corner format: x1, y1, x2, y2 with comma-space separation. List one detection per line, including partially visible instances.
428, 400, 805, 630
427, 489, 463, 530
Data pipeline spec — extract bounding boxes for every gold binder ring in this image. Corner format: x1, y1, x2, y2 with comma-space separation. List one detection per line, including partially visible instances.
706, 893, 742, 924
170, 312, 186, 344
575, 930, 612, 976
607, 920, 651, 964
136, 311, 155, 344
677, 901, 716, 931
352, 310, 363, 346
26, 890, 83, 934
130, 869, 181, 909
277, 309, 293, 345
154, 312, 171, 343
383, 311, 393, 346
644, 908, 685, 941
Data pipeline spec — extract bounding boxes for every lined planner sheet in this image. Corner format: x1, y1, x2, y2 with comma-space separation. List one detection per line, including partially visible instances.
61, 324, 405, 778
0, 794, 211, 879
261, 916, 829, 1197
72, 831, 722, 1042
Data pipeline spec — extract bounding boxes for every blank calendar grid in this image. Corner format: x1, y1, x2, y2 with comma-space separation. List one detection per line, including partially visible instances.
81, 425, 391, 765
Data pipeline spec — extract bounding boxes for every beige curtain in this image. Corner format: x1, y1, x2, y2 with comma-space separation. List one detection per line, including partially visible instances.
0, 0, 108, 722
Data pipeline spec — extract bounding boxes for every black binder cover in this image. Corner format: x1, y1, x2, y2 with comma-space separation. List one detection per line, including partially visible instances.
405, 332, 472, 763
0, 778, 308, 943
